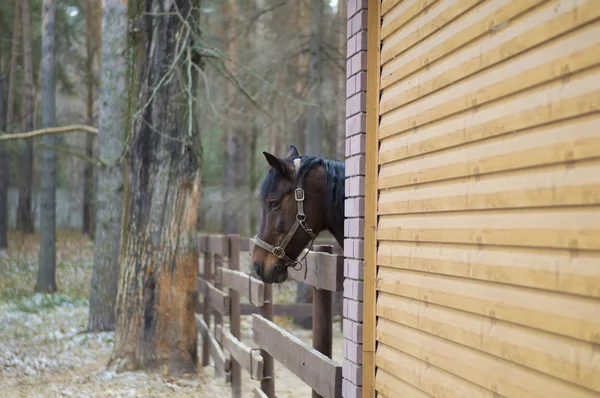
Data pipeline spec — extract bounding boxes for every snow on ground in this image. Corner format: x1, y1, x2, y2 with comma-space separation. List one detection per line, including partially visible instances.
0, 231, 343, 397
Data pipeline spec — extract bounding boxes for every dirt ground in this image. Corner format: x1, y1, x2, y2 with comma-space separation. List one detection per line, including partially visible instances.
0, 231, 343, 397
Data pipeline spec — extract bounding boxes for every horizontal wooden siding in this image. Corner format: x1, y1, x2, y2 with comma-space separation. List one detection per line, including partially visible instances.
374, 0, 600, 397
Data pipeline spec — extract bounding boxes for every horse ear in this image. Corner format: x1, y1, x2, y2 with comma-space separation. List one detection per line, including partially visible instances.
263, 151, 289, 177
286, 145, 299, 158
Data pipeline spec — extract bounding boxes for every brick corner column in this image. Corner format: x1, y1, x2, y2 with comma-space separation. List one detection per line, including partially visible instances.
343, 1, 368, 397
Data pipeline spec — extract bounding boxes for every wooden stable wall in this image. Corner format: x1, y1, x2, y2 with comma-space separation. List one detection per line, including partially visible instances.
364, 0, 600, 397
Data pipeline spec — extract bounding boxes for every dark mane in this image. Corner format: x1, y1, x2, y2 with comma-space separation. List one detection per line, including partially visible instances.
259, 155, 345, 223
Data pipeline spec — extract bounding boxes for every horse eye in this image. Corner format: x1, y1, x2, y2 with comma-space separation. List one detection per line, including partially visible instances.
268, 200, 280, 209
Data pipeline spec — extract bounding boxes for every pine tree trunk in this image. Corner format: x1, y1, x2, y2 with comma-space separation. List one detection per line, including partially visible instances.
83, 0, 100, 237
36, 0, 58, 293
304, 0, 324, 157
110, 0, 200, 374
16, 0, 35, 234
87, 0, 127, 332
224, 0, 245, 235
6, 0, 21, 131
0, 45, 8, 249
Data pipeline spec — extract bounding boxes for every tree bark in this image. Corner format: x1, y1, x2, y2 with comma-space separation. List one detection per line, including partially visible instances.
0, 45, 8, 249
304, 0, 324, 157
224, 0, 243, 235
87, 0, 127, 332
6, 0, 21, 131
83, 0, 100, 237
110, 0, 201, 374
16, 0, 35, 234
36, 0, 58, 293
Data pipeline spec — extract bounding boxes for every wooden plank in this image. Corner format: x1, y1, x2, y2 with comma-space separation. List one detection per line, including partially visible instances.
221, 327, 264, 381
377, 241, 600, 298
376, 368, 432, 398
220, 268, 265, 306
378, 112, 600, 188
376, 343, 493, 398
228, 234, 242, 398
195, 315, 229, 376
380, 0, 546, 89
377, 318, 599, 398
363, 0, 381, 396
377, 293, 600, 392
252, 315, 342, 398
381, 3, 600, 113
197, 278, 230, 316
287, 252, 343, 292
381, 0, 480, 64
206, 234, 229, 256
379, 23, 600, 133
380, 0, 439, 41
260, 288, 275, 397
201, 251, 212, 367
377, 268, 600, 344
378, 159, 600, 215
253, 387, 269, 398
377, 208, 600, 251
239, 238, 251, 251
196, 302, 313, 317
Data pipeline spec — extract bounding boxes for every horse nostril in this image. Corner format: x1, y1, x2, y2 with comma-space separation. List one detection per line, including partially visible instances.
253, 262, 262, 278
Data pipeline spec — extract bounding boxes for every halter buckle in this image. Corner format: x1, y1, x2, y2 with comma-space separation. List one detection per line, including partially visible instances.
294, 188, 305, 202
272, 246, 286, 259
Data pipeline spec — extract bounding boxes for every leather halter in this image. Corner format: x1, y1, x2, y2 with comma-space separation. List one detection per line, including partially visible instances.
253, 158, 318, 268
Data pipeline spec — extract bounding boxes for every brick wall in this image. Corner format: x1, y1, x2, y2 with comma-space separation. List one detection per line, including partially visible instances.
343, 1, 368, 397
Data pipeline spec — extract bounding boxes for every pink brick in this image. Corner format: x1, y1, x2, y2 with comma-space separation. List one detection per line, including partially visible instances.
349, 134, 365, 156
344, 197, 364, 218
344, 340, 363, 363
356, 31, 368, 52
345, 155, 365, 176
355, 71, 367, 92
354, 322, 363, 344
344, 238, 358, 258
345, 176, 365, 197
346, 35, 356, 59
350, 10, 368, 36
343, 379, 362, 398
346, 92, 366, 118
346, 75, 355, 98
346, 113, 366, 137
344, 259, 364, 279
343, 319, 363, 343
354, 239, 364, 259
345, 218, 364, 238
347, 0, 357, 17
343, 359, 363, 386
350, 51, 367, 75
344, 298, 364, 321
344, 279, 364, 300
344, 238, 363, 258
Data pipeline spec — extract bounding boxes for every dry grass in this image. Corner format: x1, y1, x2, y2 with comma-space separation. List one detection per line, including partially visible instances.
0, 230, 94, 301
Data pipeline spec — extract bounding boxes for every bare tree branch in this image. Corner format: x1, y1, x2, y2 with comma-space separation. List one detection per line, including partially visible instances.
0, 124, 98, 141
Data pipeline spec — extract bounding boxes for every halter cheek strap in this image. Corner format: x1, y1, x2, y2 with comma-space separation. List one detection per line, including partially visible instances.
253, 158, 318, 268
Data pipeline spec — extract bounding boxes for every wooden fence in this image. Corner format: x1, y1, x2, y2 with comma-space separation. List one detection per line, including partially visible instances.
196, 233, 344, 398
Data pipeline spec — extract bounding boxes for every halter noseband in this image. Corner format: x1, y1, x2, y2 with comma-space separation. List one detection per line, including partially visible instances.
253, 158, 318, 268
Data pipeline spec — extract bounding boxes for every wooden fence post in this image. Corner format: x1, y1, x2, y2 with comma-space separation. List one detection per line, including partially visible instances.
214, 237, 225, 379
202, 237, 212, 367
228, 234, 242, 398
312, 245, 334, 398
261, 285, 275, 397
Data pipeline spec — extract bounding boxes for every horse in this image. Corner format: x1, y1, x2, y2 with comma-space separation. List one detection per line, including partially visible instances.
252, 145, 345, 284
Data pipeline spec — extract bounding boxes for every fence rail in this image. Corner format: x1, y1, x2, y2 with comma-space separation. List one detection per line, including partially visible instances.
196, 233, 343, 398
